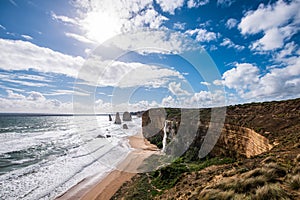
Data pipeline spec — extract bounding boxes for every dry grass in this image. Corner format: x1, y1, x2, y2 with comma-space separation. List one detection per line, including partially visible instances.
262, 156, 277, 164
287, 174, 300, 190
253, 184, 290, 200
200, 189, 235, 200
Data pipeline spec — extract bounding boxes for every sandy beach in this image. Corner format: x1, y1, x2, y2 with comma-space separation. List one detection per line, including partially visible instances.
56, 132, 159, 200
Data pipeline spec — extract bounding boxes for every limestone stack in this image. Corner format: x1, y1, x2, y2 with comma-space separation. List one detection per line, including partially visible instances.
115, 112, 121, 124
123, 111, 132, 121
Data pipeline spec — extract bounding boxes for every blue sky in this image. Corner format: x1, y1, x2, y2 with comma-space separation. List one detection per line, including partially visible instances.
0, 0, 299, 113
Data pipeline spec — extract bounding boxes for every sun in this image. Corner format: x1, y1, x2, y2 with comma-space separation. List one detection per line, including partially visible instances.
81, 10, 123, 44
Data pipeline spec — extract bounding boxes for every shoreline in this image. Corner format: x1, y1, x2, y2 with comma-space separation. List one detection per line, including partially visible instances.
56, 132, 159, 200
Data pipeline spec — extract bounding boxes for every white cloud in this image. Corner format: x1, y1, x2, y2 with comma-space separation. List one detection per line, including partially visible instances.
96, 61, 184, 88
65, 32, 96, 44
217, 61, 300, 101
225, 18, 238, 29
27, 91, 46, 101
0, 91, 73, 113
220, 63, 260, 92
220, 38, 244, 51
103, 30, 197, 55
0, 24, 6, 30
2, 78, 49, 87
6, 90, 25, 99
200, 81, 210, 86
66, 0, 168, 44
173, 22, 186, 30
239, 0, 300, 51
51, 12, 78, 25
185, 28, 217, 42
185, 90, 226, 107
217, 0, 235, 7
0, 38, 84, 78
168, 82, 190, 96
161, 95, 177, 107
187, 0, 209, 8
276, 42, 297, 60
250, 27, 291, 51
156, 0, 184, 14
21, 34, 33, 40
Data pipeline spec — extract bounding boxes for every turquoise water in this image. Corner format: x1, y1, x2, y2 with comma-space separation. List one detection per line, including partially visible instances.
0, 114, 140, 199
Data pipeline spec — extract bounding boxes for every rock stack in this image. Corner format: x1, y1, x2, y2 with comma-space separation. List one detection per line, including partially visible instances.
123, 111, 132, 121
108, 114, 112, 121
115, 112, 121, 124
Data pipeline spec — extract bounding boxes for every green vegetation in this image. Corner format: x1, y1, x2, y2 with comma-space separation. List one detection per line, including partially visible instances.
113, 157, 235, 199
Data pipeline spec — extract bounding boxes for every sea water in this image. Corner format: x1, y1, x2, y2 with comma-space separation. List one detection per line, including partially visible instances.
0, 114, 141, 200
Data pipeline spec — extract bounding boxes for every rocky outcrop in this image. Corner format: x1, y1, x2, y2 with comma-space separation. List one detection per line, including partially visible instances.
123, 111, 132, 121
115, 112, 121, 124
123, 124, 128, 129
109, 114, 112, 121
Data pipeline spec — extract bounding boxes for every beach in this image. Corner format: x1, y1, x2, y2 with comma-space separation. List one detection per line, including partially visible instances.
57, 132, 159, 200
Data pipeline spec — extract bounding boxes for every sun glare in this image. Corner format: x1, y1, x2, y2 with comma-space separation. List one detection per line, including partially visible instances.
82, 11, 123, 44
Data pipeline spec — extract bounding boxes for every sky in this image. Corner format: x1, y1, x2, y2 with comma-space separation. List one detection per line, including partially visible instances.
0, 0, 299, 113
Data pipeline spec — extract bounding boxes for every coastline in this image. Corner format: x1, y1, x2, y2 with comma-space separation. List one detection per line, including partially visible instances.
56, 132, 159, 200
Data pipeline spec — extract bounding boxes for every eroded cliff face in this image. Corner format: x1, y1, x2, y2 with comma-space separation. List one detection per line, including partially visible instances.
142, 109, 273, 159
142, 108, 166, 148
211, 124, 273, 158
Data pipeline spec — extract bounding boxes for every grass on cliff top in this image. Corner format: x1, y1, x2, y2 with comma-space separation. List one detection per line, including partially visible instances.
114, 156, 235, 200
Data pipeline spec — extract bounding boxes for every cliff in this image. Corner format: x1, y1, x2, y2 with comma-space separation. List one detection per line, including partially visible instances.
113, 98, 300, 200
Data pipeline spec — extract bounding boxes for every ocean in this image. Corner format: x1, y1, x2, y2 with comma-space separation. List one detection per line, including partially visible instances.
0, 114, 141, 200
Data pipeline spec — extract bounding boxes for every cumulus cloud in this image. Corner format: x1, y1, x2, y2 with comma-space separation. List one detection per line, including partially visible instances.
185, 90, 226, 107
185, 28, 217, 42
239, 0, 300, 51
0, 90, 72, 113
225, 18, 238, 29
6, 90, 25, 99
168, 82, 190, 96
27, 91, 46, 101
216, 61, 300, 101
187, 0, 209, 8
219, 63, 260, 93
220, 38, 244, 51
161, 95, 177, 107
156, 0, 184, 14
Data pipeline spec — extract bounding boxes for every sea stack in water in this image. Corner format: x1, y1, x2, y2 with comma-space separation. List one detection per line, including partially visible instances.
108, 114, 112, 121
115, 112, 121, 124
123, 111, 132, 121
